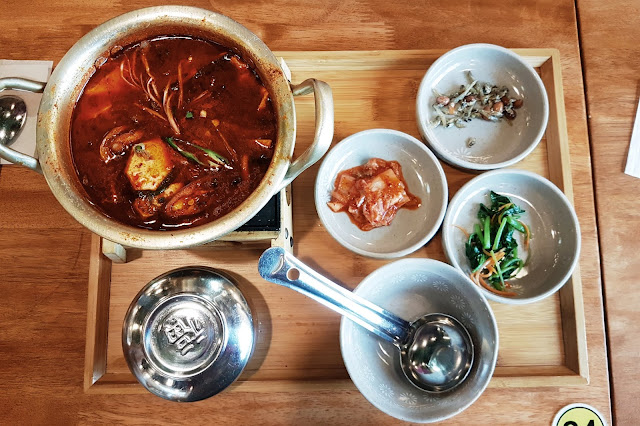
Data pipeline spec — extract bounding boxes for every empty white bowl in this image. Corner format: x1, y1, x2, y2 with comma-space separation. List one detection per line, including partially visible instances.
442, 169, 581, 304
314, 129, 448, 258
416, 44, 549, 170
340, 258, 498, 423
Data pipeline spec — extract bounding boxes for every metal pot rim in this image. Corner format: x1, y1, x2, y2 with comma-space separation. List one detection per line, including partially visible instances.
38, 6, 297, 249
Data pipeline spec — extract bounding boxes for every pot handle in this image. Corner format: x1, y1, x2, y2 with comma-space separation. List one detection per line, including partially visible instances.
278, 78, 334, 191
0, 77, 47, 173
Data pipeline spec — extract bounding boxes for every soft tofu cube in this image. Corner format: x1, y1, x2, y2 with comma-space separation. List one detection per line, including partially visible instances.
125, 138, 173, 191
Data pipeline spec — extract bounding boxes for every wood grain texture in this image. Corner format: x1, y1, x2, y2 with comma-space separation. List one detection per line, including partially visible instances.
84, 235, 112, 389
86, 49, 586, 394
0, 0, 610, 424
577, 0, 640, 423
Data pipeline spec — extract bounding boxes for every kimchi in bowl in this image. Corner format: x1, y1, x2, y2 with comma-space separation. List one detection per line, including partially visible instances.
0, 6, 333, 249
315, 129, 448, 258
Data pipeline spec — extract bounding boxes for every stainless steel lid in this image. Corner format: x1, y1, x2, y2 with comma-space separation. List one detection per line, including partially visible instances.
122, 266, 254, 402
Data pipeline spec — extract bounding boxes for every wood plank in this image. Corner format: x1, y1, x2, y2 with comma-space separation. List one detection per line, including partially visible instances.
0, 1, 610, 424
577, 0, 640, 422
87, 49, 586, 393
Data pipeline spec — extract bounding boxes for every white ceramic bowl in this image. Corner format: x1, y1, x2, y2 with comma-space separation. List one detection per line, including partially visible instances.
416, 44, 549, 170
442, 169, 581, 304
314, 129, 448, 258
340, 259, 498, 423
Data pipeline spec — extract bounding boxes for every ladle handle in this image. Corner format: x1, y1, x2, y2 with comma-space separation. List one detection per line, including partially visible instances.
0, 77, 46, 173
258, 247, 410, 344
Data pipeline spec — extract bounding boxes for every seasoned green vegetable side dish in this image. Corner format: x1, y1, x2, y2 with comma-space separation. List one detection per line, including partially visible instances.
460, 191, 530, 297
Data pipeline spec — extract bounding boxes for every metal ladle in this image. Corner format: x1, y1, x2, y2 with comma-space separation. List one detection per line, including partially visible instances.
0, 96, 27, 147
258, 247, 474, 393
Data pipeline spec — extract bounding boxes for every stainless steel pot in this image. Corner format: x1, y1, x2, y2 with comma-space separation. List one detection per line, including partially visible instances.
0, 6, 333, 249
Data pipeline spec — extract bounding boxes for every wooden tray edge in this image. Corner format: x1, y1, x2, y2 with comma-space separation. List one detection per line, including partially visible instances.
85, 371, 588, 395
538, 49, 589, 384
84, 233, 111, 391
83, 49, 590, 393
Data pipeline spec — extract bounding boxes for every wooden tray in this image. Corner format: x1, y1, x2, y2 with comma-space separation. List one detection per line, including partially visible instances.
84, 49, 588, 394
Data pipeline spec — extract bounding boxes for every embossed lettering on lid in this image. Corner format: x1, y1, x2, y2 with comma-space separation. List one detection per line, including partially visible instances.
145, 294, 225, 376
122, 266, 254, 402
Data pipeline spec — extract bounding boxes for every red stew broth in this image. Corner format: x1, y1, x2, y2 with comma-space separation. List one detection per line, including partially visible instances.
70, 36, 277, 230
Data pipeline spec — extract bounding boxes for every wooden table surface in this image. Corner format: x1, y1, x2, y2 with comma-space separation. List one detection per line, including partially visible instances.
0, 1, 613, 424
577, 1, 640, 424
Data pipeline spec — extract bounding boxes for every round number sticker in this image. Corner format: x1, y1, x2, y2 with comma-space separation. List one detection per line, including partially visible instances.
553, 403, 607, 426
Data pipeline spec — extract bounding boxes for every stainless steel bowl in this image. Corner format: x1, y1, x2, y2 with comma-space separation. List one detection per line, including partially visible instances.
122, 267, 254, 402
